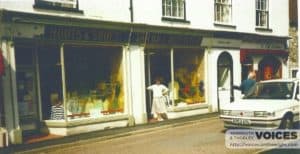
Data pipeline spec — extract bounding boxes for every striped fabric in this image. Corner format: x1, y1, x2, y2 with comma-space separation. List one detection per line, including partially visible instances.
50, 105, 64, 120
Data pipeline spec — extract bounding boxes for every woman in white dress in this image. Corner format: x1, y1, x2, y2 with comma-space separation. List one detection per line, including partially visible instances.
147, 77, 169, 121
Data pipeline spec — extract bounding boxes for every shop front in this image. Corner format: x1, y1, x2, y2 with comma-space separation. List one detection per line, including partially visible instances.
240, 49, 288, 81
10, 39, 128, 138
0, 15, 133, 142
0, 10, 212, 143
144, 33, 209, 120
240, 37, 289, 82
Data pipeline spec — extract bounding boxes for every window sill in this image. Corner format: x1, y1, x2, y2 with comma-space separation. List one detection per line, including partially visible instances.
33, 4, 84, 14
167, 103, 208, 112
161, 17, 190, 24
43, 114, 130, 127
214, 22, 236, 29
255, 27, 273, 32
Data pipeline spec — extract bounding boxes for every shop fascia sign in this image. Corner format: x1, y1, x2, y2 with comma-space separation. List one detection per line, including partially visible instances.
241, 41, 286, 50
201, 37, 241, 48
44, 25, 202, 47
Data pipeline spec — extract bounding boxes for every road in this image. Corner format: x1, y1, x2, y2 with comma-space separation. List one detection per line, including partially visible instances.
19, 117, 263, 154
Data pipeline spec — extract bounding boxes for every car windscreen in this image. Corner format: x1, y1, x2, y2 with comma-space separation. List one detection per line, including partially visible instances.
244, 82, 295, 99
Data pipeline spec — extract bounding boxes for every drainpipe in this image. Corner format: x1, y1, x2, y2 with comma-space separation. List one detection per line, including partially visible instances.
297, 0, 300, 121
298, 0, 300, 77
129, 0, 134, 22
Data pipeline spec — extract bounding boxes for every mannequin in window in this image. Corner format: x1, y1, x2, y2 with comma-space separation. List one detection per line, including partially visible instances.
50, 93, 64, 120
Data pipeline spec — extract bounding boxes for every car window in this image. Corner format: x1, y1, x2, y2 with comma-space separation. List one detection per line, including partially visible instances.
244, 82, 295, 99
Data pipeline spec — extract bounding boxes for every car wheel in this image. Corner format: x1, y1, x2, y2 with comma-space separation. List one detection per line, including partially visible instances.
279, 116, 294, 129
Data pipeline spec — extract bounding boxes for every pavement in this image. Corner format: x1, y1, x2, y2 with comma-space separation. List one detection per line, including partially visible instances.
0, 112, 219, 154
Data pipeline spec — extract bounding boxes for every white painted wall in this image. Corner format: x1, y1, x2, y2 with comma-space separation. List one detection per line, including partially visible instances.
206, 48, 241, 112
133, 0, 288, 37
127, 45, 147, 124
0, 0, 289, 37
0, 0, 131, 22
206, 48, 218, 112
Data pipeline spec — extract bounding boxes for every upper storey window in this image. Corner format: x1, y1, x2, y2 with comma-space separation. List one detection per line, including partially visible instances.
256, 0, 269, 28
34, 0, 81, 12
214, 0, 232, 23
162, 0, 186, 19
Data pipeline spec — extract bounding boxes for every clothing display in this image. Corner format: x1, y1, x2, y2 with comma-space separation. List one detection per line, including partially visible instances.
50, 105, 64, 120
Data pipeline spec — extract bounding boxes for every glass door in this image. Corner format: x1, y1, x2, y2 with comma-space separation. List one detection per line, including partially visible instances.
15, 46, 39, 132
16, 69, 38, 131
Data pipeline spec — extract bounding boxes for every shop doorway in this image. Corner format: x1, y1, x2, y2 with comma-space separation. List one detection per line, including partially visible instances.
258, 56, 282, 80
144, 49, 171, 120
15, 46, 39, 134
217, 52, 233, 111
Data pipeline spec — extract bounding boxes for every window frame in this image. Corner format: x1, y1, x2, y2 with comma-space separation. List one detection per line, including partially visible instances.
214, 0, 232, 24
162, 0, 188, 22
34, 0, 83, 13
255, 0, 269, 28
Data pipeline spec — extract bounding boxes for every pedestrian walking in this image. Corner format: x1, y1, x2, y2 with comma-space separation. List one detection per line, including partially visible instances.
147, 77, 169, 121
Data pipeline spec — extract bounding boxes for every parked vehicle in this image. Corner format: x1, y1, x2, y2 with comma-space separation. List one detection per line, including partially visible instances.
220, 79, 300, 129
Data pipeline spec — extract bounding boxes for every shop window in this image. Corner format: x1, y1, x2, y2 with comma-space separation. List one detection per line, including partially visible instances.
258, 56, 281, 81
64, 46, 124, 120
173, 50, 205, 106
214, 0, 232, 23
256, 0, 269, 28
145, 48, 205, 115
34, 0, 82, 12
162, 0, 186, 20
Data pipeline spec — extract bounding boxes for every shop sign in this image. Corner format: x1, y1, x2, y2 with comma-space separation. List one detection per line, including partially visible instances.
145, 32, 202, 47
259, 42, 285, 50
201, 37, 241, 48
241, 41, 286, 50
44, 26, 129, 43
44, 26, 202, 47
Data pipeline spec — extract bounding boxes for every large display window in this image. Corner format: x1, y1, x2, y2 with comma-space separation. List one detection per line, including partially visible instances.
37, 44, 125, 121
173, 49, 205, 106
145, 48, 205, 110
64, 45, 124, 120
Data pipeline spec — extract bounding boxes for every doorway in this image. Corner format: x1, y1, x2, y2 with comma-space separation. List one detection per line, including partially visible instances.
217, 52, 233, 111
15, 46, 39, 134
144, 49, 171, 120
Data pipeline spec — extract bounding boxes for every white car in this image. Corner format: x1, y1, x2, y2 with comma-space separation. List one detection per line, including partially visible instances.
220, 79, 300, 129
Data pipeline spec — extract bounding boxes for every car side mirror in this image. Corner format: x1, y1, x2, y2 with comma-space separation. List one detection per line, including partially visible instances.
296, 94, 300, 101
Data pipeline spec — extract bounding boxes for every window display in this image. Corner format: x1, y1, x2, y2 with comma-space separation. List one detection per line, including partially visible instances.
146, 48, 205, 109
64, 46, 124, 120
173, 49, 205, 106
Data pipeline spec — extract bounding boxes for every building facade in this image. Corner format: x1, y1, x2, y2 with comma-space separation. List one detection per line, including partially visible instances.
0, 0, 289, 144
288, 0, 298, 78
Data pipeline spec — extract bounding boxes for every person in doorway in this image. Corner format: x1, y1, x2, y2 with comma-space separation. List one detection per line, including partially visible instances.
240, 71, 256, 95
147, 77, 169, 121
